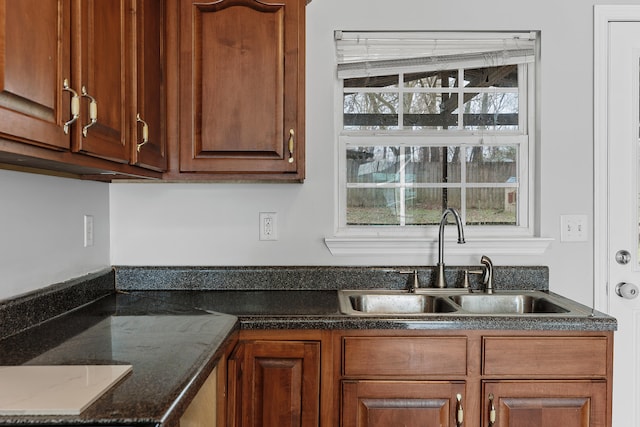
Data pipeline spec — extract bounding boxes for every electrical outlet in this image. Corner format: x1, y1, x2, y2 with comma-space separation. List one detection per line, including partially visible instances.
560, 214, 587, 242
259, 212, 278, 241
84, 215, 94, 247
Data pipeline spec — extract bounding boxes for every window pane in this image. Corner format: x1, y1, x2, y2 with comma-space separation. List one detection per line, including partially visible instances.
404, 70, 458, 88
344, 92, 399, 130
406, 189, 461, 225
345, 75, 399, 89
403, 93, 458, 129
463, 66, 518, 88
410, 147, 461, 183
347, 188, 402, 225
466, 188, 517, 225
347, 146, 401, 183
466, 146, 518, 183
347, 146, 461, 184
346, 188, 462, 226
462, 92, 518, 130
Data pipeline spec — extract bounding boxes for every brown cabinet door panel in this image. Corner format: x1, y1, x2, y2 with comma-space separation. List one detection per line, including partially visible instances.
72, 0, 129, 163
130, 0, 166, 171
241, 340, 320, 427
483, 336, 609, 377
179, 0, 303, 176
343, 336, 467, 377
342, 380, 465, 427
0, 0, 71, 150
483, 381, 607, 427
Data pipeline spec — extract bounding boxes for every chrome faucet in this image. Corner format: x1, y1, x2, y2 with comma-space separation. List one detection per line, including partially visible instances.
480, 255, 494, 294
435, 208, 466, 288
468, 255, 495, 293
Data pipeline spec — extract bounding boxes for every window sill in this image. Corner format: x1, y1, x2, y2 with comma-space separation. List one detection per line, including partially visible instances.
324, 236, 553, 257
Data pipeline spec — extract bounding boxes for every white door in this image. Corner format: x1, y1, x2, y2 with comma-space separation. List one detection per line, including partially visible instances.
596, 9, 640, 427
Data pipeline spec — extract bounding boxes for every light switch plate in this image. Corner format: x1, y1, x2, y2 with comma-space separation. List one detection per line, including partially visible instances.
560, 214, 587, 242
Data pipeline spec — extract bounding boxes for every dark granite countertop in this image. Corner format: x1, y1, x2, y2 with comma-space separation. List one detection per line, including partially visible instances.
125, 289, 616, 332
0, 292, 238, 427
0, 266, 617, 426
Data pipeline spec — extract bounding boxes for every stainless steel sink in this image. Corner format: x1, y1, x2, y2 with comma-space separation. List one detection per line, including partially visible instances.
449, 293, 570, 314
338, 290, 458, 315
338, 289, 585, 316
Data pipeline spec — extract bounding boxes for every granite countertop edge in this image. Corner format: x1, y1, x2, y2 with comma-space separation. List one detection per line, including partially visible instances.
0, 267, 616, 426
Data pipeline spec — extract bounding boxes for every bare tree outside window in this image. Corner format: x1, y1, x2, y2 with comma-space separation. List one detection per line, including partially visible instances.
343, 65, 520, 227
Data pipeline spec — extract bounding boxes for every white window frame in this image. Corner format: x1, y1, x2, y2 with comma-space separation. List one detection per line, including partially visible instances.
326, 31, 551, 256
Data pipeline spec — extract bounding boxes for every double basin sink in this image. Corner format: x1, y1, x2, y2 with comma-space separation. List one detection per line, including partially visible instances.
338, 289, 590, 316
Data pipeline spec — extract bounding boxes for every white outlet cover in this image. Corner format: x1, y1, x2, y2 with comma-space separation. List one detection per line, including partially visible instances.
84, 215, 94, 247
259, 212, 278, 241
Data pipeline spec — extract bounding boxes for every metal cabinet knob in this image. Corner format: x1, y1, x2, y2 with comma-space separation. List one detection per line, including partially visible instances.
616, 282, 639, 299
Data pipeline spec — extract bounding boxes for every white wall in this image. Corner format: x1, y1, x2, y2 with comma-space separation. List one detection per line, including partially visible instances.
0, 169, 110, 300
109, 0, 636, 306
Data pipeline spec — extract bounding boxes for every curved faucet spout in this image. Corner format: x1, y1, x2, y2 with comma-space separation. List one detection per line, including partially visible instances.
435, 208, 466, 288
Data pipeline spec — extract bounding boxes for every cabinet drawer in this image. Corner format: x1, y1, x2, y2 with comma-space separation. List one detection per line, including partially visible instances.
483, 336, 608, 377
343, 336, 467, 377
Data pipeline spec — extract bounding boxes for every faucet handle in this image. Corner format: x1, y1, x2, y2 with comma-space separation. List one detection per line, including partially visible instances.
398, 270, 420, 292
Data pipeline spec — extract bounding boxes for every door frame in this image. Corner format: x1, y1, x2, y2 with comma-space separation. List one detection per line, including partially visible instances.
594, 5, 640, 313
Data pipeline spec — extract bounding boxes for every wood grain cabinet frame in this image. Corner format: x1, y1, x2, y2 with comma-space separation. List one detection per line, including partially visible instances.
171, 0, 305, 181
333, 330, 613, 427
228, 330, 325, 427
0, 0, 163, 179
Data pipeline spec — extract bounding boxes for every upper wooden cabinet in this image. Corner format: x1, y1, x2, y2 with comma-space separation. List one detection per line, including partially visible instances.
0, 0, 303, 181
0, 0, 71, 151
175, 0, 305, 181
71, 0, 130, 163
130, 0, 167, 172
0, 0, 163, 179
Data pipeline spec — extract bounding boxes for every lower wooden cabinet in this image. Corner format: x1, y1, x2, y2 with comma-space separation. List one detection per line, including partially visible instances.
335, 330, 613, 427
221, 329, 612, 427
228, 337, 321, 427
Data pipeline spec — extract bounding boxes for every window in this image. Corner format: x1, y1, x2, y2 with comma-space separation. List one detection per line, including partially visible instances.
334, 31, 538, 241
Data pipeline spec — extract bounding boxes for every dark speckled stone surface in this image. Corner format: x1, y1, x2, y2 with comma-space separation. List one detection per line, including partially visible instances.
0, 269, 114, 341
128, 290, 616, 332
0, 293, 238, 427
114, 265, 550, 292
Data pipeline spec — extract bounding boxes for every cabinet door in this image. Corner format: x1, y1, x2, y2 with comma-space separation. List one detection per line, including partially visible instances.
240, 340, 319, 427
179, 0, 304, 179
72, 0, 130, 163
0, 0, 71, 150
342, 380, 465, 427
130, 0, 166, 172
483, 381, 608, 427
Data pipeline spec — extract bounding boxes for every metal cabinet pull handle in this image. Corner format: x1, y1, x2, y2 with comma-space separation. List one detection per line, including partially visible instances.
288, 129, 294, 163
136, 114, 149, 152
62, 79, 80, 134
488, 393, 496, 426
456, 393, 464, 426
81, 86, 98, 137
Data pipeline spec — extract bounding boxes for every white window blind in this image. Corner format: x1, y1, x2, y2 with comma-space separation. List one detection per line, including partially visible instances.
335, 31, 536, 78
